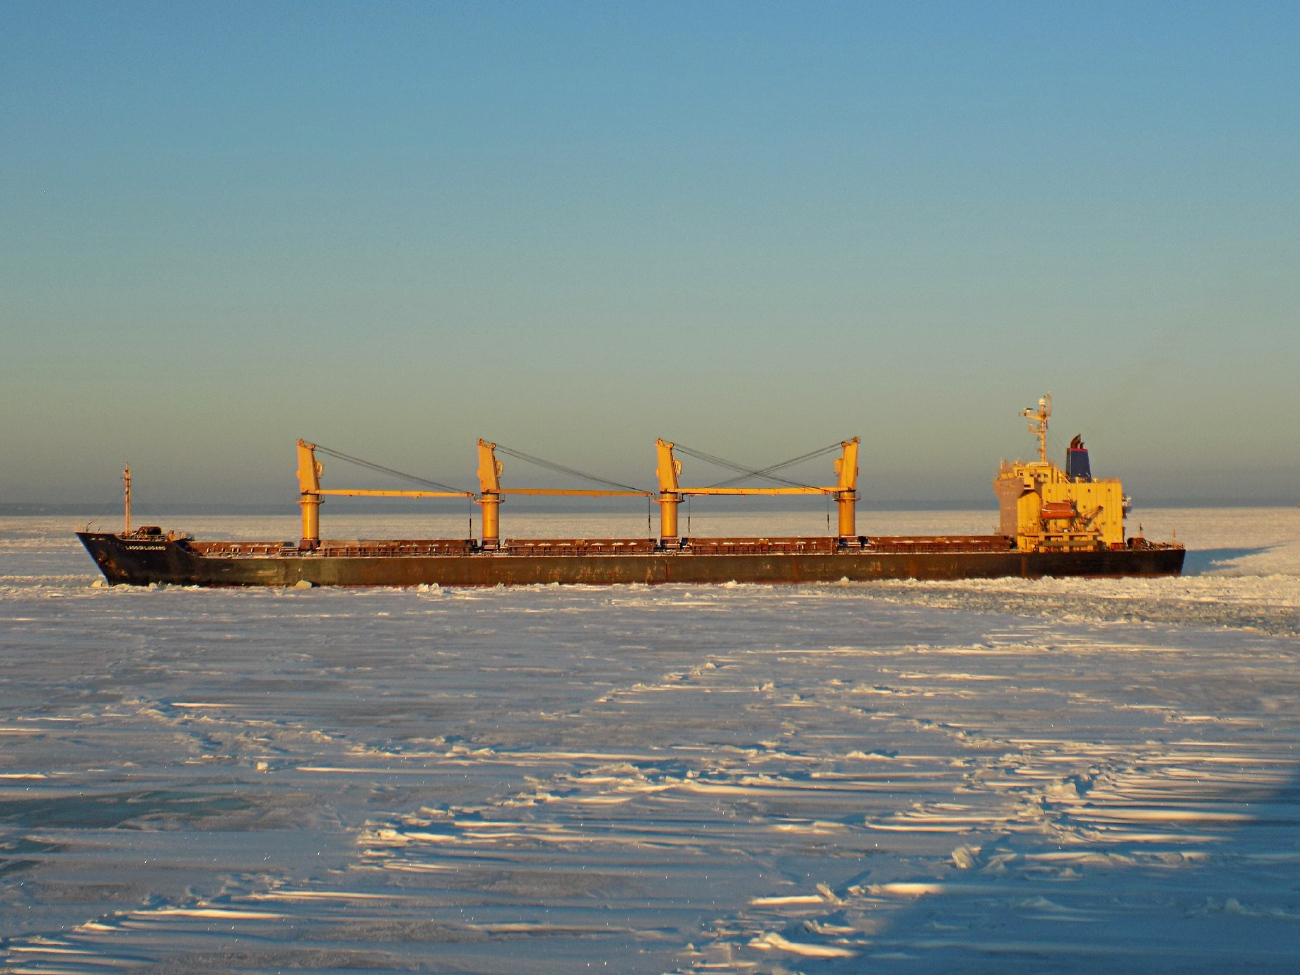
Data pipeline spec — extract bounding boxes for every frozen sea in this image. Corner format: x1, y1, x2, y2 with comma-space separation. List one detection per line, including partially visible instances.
1, 507, 1299, 974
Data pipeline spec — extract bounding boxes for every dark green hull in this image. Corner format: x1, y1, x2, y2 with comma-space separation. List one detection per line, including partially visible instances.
77, 532, 1185, 587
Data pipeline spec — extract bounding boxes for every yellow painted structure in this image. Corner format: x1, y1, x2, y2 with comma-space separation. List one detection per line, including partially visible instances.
498, 489, 650, 497
291, 413, 1125, 556
292, 435, 862, 551
655, 439, 683, 544
476, 439, 504, 550
296, 440, 323, 547
833, 437, 860, 538
476, 439, 649, 547
992, 395, 1127, 552
317, 489, 470, 498
655, 438, 861, 545
296, 439, 471, 547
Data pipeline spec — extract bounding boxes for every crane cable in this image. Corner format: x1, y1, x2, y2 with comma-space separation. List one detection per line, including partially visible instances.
672, 444, 807, 487
705, 441, 846, 489
312, 445, 469, 494
310, 440, 843, 496
492, 444, 650, 495
672, 440, 845, 490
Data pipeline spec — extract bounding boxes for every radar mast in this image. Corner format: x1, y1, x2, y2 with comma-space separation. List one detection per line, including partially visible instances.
1021, 393, 1052, 465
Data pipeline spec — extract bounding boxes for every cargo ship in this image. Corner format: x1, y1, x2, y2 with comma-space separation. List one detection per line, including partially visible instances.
77, 396, 1184, 587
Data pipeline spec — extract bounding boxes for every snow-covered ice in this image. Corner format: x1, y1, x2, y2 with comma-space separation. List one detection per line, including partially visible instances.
1, 508, 1298, 973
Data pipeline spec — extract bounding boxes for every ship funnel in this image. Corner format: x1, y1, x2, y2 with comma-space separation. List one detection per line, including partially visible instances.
1066, 434, 1091, 482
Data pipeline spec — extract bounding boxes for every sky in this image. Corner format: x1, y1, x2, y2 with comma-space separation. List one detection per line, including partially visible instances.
2, 1, 1298, 508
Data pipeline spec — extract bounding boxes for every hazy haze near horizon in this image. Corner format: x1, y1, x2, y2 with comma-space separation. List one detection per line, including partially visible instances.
2, 2, 1297, 506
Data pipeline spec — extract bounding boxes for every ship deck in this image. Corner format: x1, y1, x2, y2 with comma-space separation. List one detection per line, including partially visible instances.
186, 535, 1015, 559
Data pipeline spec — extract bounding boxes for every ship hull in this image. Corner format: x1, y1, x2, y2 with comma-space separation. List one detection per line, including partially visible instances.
77, 533, 1185, 587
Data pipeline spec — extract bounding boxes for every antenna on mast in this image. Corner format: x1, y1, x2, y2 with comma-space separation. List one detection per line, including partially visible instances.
1021, 393, 1052, 464
123, 465, 132, 535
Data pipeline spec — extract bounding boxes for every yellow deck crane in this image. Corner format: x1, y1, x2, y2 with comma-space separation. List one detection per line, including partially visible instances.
296, 440, 473, 549
654, 437, 860, 547
296, 437, 861, 552
475, 440, 651, 550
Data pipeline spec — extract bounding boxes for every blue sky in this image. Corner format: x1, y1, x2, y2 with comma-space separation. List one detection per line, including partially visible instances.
2, 1, 1297, 506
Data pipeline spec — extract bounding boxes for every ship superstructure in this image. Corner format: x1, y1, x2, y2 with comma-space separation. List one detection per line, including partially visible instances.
992, 394, 1129, 553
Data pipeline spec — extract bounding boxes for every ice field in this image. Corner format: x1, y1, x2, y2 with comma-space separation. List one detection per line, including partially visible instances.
1, 507, 1299, 973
